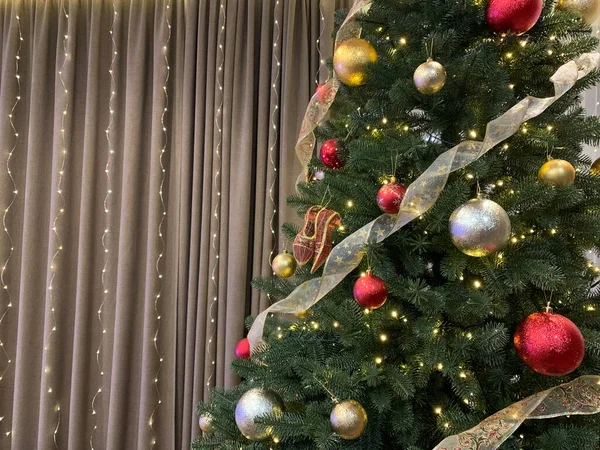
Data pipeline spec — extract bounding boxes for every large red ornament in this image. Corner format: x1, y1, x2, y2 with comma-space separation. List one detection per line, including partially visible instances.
514, 312, 585, 376
377, 180, 407, 214
485, 0, 543, 35
235, 338, 251, 359
319, 139, 345, 169
353, 270, 388, 310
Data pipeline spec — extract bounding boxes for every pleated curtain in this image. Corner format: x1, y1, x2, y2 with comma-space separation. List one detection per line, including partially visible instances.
0, 0, 351, 448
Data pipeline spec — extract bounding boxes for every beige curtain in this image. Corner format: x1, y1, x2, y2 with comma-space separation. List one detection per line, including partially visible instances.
0, 0, 349, 448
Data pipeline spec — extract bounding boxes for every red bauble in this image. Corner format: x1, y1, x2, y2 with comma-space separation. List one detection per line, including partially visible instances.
235, 338, 251, 359
485, 0, 543, 35
319, 139, 345, 169
514, 312, 585, 376
377, 181, 407, 214
353, 271, 388, 310
315, 83, 331, 102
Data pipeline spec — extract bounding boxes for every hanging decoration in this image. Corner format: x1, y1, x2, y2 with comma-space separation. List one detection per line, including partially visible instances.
319, 138, 345, 169
485, 0, 543, 35
235, 338, 251, 359
557, 0, 600, 25
413, 59, 446, 94
293, 206, 341, 273
377, 178, 407, 214
330, 399, 368, 440
538, 158, 576, 187
272, 251, 297, 278
353, 270, 388, 309
198, 413, 215, 434
333, 38, 378, 87
234, 388, 284, 441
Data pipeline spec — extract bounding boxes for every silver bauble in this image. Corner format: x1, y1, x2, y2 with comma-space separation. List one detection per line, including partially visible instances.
413, 59, 446, 94
330, 400, 368, 440
234, 388, 284, 441
449, 198, 511, 257
198, 413, 215, 434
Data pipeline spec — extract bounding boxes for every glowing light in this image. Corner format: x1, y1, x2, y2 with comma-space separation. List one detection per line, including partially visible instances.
379, 334, 388, 342
434, 407, 442, 415
374, 357, 383, 365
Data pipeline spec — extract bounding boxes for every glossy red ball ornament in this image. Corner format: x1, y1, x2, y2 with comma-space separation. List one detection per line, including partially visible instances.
315, 83, 331, 102
319, 139, 345, 169
485, 0, 543, 35
353, 270, 388, 310
235, 338, 251, 359
377, 180, 407, 214
514, 312, 585, 376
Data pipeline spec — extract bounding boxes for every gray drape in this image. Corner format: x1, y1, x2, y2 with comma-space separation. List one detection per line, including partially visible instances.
0, 0, 350, 448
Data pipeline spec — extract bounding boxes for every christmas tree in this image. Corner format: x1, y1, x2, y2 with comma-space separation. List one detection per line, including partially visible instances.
193, 0, 600, 448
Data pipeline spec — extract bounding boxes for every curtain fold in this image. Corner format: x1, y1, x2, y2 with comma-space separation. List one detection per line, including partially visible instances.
0, 0, 349, 448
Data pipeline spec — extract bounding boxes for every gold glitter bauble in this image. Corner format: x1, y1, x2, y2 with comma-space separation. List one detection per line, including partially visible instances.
333, 38, 378, 87
199, 413, 215, 434
235, 388, 284, 441
538, 159, 576, 187
413, 59, 446, 94
330, 400, 368, 440
591, 157, 600, 176
449, 198, 511, 257
272, 251, 297, 278
558, 0, 600, 24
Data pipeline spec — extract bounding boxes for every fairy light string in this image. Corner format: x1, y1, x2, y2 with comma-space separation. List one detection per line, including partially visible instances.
205, 0, 226, 394
0, 6, 22, 442
148, 0, 171, 446
315, 0, 325, 85
89, 4, 118, 449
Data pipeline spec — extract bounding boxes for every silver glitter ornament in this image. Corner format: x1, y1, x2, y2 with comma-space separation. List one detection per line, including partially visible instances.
198, 413, 215, 434
330, 400, 368, 440
449, 197, 511, 257
235, 388, 284, 441
413, 59, 446, 94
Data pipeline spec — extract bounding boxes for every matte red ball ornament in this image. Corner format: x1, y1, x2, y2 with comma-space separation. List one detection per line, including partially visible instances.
485, 0, 543, 35
319, 139, 345, 169
353, 270, 388, 310
377, 179, 407, 214
235, 338, 251, 359
514, 312, 585, 376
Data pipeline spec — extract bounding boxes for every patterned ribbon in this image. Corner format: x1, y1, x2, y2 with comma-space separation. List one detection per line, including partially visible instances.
434, 375, 600, 450
294, 0, 372, 187
248, 50, 600, 347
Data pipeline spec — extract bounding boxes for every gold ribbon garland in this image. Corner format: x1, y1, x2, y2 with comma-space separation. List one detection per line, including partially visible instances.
434, 375, 600, 450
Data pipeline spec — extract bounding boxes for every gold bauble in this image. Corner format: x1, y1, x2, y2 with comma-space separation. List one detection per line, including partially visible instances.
235, 388, 284, 441
330, 400, 368, 440
449, 198, 511, 257
590, 157, 600, 176
558, 0, 600, 24
538, 159, 576, 187
199, 413, 215, 434
333, 38, 378, 87
413, 59, 446, 94
272, 251, 297, 278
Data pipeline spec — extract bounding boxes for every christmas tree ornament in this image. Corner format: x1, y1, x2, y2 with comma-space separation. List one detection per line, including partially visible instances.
315, 82, 331, 102
449, 197, 511, 257
272, 251, 297, 278
198, 413, 215, 434
235, 337, 251, 359
333, 38, 378, 87
330, 400, 368, 440
293, 206, 341, 273
558, 0, 600, 24
514, 311, 585, 376
353, 270, 388, 310
591, 157, 600, 176
293, 206, 321, 265
485, 0, 543, 35
319, 139, 345, 169
235, 388, 284, 440
377, 177, 407, 214
538, 159, 576, 187
413, 59, 446, 95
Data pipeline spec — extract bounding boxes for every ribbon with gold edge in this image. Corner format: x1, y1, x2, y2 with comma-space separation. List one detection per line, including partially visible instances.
248, 51, 600, 348
294, 0, 372, 187
434, 375, 600, 450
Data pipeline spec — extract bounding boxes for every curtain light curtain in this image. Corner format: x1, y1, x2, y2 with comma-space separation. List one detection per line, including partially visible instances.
0, 0, 350, 448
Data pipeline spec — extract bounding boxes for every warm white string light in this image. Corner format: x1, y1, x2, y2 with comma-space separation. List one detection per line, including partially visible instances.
0, 6, 22, 443
315, 0, 326, 85
149, 1, 171, 447
205, 0, 226, 393
268, 1, 281, 266
90, 5, 118, 450
46, 2, 71, 447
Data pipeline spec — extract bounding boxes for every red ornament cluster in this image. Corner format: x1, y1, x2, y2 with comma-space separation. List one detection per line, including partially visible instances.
377, 180, 407, 214
319, 139, 345, 169
235, 337, 251, 359
485, 0, 543, 35
514, 312, 585, 376
353, 271, 388, 310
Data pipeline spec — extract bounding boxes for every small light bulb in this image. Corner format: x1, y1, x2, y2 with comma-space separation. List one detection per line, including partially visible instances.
434, 407, 442, 415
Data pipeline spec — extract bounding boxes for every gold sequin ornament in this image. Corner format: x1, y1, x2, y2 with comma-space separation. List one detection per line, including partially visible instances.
330, 400, 368, 440
235, 388, 284, 441
557, 0, 600, 24
413, 59, 446, 94
198, 413, 215, 434
333, 38, 378, 87
449, 197, 511, 257
538, 159, 576, 187
272, 251, 297, 278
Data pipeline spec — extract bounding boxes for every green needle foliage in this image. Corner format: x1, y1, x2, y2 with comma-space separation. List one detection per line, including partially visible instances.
193, 0, 600, 448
